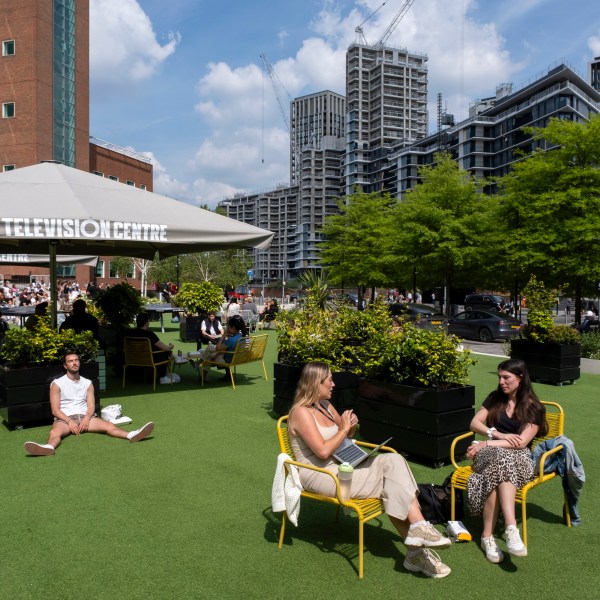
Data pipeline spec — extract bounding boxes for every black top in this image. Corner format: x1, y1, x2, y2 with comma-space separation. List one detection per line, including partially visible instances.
482, 393, 521, 434
127, 327, 160, 348
60, 313, 100, 340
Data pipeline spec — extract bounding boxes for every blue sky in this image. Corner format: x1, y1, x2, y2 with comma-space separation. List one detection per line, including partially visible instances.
88, 0, 600, 207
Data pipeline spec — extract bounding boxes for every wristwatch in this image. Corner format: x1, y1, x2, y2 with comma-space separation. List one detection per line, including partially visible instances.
486, 427, 496, 439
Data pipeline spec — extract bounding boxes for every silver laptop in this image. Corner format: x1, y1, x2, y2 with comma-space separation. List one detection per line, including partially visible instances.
333, 437, 393, 468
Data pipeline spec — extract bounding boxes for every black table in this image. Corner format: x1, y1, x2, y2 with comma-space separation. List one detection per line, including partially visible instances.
0, 305, 66, 328
143, 304, 185, 333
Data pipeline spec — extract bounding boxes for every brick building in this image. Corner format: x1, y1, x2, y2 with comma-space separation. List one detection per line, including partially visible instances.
0, 0, 152, 289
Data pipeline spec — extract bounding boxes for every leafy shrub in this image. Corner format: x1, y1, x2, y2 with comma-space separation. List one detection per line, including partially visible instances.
94, 282, 143, 330
521, 276, 560, 342
0, 317, 99, 367
581, 332, 600, 360
545, 324, 581, 345
378, 322, 476, 389
277, 295, 476, 388
174, 282, 223, 315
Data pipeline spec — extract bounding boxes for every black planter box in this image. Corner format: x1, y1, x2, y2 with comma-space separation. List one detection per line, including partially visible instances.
358, 380, 475, 464
0, 363, 100, 429
272, 362, 360, 416
179, 315, 203, 342
511, 339, 580, 384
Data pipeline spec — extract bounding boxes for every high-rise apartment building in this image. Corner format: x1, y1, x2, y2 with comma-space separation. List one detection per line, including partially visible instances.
390, 63, 600, 194
590, 56, 600, 91
345, 42, 428, 195
0, 0, 153, 287
290, 90, 345, 186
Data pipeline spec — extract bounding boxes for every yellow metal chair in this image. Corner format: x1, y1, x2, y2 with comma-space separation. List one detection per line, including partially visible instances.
449, 400, 571, 547
201, 334, 268, 390
122, 337, 174, 390
276, 415, 396, 579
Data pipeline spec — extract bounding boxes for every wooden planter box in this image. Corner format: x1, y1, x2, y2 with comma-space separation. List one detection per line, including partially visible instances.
179, 315, 203, 343
358, 379, 475, 465
510, 339, 580, 385
272, 362, 360, 416
0, 363, 100, 429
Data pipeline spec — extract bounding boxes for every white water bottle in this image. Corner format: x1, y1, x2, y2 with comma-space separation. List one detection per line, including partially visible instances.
338, 462, 354, 504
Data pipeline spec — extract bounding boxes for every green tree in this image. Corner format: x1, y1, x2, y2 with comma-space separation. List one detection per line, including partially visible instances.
392, 153, 495, 314
497, 115, 600, 320
320, 190, 396, 305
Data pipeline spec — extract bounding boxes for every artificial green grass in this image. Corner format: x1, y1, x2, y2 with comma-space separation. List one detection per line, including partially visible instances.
2, 326, 599, 599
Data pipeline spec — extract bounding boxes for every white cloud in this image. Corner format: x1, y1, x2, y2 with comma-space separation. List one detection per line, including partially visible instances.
589, 33, 600, 56
140, 151, 190, 200
90, 0, 180, 93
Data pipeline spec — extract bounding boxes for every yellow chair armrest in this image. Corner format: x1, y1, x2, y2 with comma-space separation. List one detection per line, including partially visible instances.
283, 459, 345, 502
450, 431, 474, 469
536, 443, 564, 478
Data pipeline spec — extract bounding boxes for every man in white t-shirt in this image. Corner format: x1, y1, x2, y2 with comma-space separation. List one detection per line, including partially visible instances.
24, 353, 154, 456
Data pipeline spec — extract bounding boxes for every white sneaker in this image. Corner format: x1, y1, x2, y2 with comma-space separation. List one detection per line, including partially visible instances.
504, 524, 527, 557
405, 523, 451, 548
128, 422, 154, 443
159, 375, 173, 384
172, 373, 181, 382
481, 535, 504, 563
24, 442, 55, 456
403, 548, 451, 578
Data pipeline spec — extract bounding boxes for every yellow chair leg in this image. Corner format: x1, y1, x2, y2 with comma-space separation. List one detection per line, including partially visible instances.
358, 519, 364, 579
229, 368, 236, 390
520, 495, 528, 548
278, 512, 287, 549
450, 484, 456, 521
564, 491, 572, 527
122, 366, 127, 389
261, 359, 268, 382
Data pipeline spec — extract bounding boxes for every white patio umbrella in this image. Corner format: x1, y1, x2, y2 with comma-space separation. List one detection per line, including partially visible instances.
0, 162, 273, 323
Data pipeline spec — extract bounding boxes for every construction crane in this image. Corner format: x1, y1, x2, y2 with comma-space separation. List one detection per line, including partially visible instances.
376, 0, 417, 46
354, 1, 388, 45
355, 0, 418, 47
260, 53, 291, 131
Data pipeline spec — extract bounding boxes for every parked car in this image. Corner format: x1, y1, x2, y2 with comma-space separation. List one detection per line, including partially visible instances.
448, 310, 523, 342
464, 294, 505, 312
388, 303, 448, 330
329, 293, 359, 307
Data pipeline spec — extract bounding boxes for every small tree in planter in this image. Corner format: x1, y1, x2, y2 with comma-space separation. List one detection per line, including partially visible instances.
511, 276, 581, 384
93, 282, 144, 372
173, 282, 224, 342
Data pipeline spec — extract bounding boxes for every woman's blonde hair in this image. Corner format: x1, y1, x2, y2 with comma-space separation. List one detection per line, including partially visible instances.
289, 361, 331, 416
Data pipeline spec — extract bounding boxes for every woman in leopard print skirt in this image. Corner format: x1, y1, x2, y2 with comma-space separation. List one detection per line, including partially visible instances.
466, 359, 547, 563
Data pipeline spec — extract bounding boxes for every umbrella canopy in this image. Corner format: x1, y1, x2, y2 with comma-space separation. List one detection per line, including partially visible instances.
0, 162, 273, 258
0, 254, 98, 266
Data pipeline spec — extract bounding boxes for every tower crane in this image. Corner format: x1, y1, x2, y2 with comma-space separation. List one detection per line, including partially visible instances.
376, 0, 417, 46
260, 53, 291, 131
355, 0, 418, 47
354, 1, 388, 45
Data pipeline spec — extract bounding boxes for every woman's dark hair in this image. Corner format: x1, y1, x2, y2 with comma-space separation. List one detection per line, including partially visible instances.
487, 358, 547, 436
227, 315, 248, 337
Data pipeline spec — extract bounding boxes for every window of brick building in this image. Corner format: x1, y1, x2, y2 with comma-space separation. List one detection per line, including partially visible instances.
140, 184, 147, 190
2, 40, 15, 56
2, 102, 15, 118
108, 175, 118, 181
93, 171, 104, 177
126, 180, 134, 186
3, 164, 15, 171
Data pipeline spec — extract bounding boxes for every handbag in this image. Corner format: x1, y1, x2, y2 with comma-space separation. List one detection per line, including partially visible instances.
417, 475, 464, 525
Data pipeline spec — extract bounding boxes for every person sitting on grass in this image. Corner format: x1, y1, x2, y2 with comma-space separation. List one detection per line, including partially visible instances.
24, 352, 154, 456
